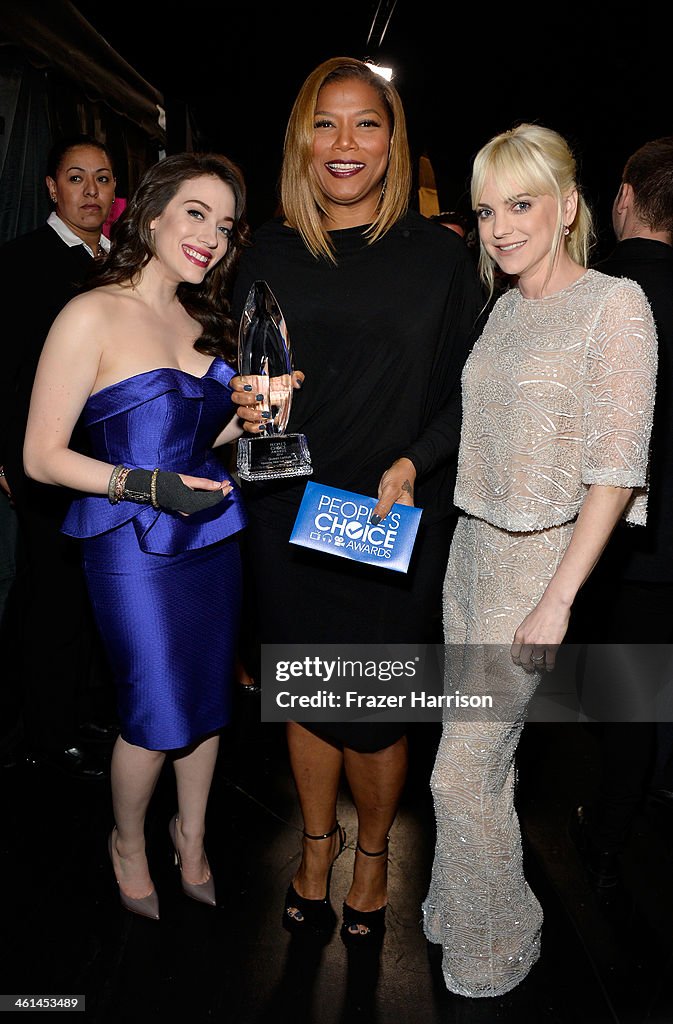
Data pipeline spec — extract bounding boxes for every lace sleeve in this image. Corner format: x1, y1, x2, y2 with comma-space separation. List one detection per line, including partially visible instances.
582, 278, 657, 524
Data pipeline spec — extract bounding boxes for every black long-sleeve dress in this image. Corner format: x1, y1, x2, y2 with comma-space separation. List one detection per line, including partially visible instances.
232, 211, 483, 750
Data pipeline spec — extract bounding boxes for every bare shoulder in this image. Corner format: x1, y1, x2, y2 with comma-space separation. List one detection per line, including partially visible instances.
49, 284, 135, 338
66, 281, 130, 311
50, 286, 106, 326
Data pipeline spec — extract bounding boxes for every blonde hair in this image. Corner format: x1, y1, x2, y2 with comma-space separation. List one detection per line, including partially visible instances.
280, 57, 412, 261
471, 123, 595, 300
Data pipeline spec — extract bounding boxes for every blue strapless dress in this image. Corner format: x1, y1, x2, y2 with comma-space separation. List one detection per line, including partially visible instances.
62, 359, 247, 751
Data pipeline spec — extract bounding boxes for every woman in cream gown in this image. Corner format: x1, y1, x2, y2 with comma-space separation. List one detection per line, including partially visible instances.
422, 124, 658, 998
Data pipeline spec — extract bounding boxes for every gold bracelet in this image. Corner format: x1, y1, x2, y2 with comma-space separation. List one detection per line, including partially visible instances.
150, 468, 160, 509
115, 467, 131, 503
108, 464, 126, 504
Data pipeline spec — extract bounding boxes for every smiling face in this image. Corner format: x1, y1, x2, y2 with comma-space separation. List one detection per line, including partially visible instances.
310, 77, 391, 228
149, 175, 236, 284
46, 144, 116, 243
476, 172, 576, 293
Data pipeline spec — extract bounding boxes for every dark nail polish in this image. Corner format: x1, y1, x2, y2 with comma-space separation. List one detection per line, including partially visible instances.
255, 394, 264, 402
243, 384, 253, 392
369, 513, 382, 526
261, 411, 271, 419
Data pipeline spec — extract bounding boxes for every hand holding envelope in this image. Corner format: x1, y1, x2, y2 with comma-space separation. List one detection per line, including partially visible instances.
290, 482, 422, 574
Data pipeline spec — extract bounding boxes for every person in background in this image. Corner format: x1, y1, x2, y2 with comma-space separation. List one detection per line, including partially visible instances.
422, 123, 657, 998
0, 477, 19, 766
23, 152, 252, 919
569, 137, 673, 888
102, 196, 127, 240
231, 56, 483, 947
0, 134, 118, 779
431, 208, 473, 239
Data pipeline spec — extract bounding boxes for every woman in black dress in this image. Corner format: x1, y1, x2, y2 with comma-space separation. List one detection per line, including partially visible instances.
232, 57, 483, 944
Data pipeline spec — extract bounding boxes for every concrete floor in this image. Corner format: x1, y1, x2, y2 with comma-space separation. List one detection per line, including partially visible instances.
2, 700, 672, 1023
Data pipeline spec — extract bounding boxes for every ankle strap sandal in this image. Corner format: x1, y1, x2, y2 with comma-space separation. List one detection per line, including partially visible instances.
283, 821, 346, 937
341, 837, 389, 947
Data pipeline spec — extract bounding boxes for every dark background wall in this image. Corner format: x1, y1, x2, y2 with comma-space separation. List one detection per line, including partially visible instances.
18, 1, 673, 259
0, 1, 165, 243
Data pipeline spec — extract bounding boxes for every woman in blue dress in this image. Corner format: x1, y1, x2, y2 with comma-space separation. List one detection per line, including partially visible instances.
23, 153, 254, 919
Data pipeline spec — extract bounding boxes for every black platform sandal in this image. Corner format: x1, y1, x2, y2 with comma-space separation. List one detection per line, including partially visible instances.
283, 822, 346, 936
340, 839, 388, 947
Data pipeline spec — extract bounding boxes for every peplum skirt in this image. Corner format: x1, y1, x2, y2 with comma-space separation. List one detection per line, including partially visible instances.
81, 520, 241, 751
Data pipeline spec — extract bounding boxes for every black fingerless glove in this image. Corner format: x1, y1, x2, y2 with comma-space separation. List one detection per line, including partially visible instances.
153, 471, 225, 513
108, 466, 225, 514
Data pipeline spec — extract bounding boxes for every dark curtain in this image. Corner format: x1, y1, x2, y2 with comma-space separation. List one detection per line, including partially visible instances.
0, 49, 51, 243
0, 46, 164, 247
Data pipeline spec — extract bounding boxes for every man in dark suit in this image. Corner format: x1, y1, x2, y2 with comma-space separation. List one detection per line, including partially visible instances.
0, 134, 119, 779
570, 137, 673, 886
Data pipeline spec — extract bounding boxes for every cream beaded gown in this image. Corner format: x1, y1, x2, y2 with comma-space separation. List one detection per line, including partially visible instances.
422, 270, 657, 998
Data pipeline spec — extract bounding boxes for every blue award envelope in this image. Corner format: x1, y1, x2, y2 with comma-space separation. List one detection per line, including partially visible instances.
290, 482, 422, 573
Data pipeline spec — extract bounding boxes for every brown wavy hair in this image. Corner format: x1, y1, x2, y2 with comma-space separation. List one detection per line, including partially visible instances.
88, 152, 249, 364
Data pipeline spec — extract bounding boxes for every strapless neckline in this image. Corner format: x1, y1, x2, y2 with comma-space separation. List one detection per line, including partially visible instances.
90, 362, 217, 399
62, 354, 245, 556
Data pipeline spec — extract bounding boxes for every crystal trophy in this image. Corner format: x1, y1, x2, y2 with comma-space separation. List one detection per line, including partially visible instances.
236, 280, 312, 482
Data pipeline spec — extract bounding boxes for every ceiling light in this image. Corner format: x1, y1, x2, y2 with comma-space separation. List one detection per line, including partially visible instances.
364, 61, 394, 81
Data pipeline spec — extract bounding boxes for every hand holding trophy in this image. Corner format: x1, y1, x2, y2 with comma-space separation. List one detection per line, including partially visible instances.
236, 280, 313, 481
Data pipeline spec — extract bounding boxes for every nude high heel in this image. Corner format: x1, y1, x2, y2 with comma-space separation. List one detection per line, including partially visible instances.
108, 828, 160, 921
168, 815, 217, 907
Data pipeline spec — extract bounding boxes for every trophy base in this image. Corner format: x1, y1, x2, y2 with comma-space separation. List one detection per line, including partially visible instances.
237, 433, 313, 482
